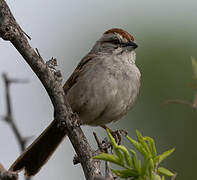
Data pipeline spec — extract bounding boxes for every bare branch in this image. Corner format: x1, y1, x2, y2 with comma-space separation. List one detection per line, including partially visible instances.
92, 133, 115, 180
2, 73, 32, 180
0, 0, 100, 179
35, 48, 44, 62
2, 73, 27, 151
0, 163, 18, 180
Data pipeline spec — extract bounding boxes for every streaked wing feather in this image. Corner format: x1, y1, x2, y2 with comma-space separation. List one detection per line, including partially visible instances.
63, 54, 96, 94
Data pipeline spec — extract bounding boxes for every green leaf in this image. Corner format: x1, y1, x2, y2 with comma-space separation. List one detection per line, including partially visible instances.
154, 148, 175, 164
106, 129, 124, 165
138, 177, 144, 180
114, 147, 124, 166
141, 157, 154, 177
152, 174, 162, 180
191, 57, 197, 79
106, 129, 118, 148
93, 153, 123, 166
144, 136, 157, 158
148, 158, 154, 177
141, 157, 149, 176
136, 130, 150, 154
136, 177, 144, 180
127, 136, 149, 157
161, 176, 165, 180
129, 149, 140, 172
158, 167, 174, 177
111, 168, 139, 178
117, 145, 133, 167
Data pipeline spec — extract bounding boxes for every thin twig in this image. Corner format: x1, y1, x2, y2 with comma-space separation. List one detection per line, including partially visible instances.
2, 73, 32, 180
93, 132, 115, 180
103, 161, 115, 180
2, 73, 27, 151
164, 99, 192, 107
93, 132, 103, 152
0, 163, 18, 180
35, 48, 44, 62
21, 29, 31, 40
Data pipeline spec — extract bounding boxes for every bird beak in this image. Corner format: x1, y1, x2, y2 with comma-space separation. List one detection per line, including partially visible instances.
123, 41, 138, 49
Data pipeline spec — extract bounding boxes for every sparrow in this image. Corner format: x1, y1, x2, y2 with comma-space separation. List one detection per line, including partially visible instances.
9, 28, 141, 176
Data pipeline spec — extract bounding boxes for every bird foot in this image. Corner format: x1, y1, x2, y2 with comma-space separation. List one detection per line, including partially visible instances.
100, 125, 128, 145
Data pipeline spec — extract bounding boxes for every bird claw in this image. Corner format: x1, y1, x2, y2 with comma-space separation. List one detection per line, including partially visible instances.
100, 125, 128, 145
109, 130, 122, 145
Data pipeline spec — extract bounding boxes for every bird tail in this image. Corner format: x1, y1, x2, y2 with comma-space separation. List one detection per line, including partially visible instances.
9, 120, 67, 177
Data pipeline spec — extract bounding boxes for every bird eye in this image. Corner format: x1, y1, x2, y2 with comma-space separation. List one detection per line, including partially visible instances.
112, 39, 120, 44
102, 38, 120, 45
110, 38, 120, 45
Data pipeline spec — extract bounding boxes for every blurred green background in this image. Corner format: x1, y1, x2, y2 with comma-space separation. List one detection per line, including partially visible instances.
106, 24, 197, 179
118, 29, 197, 179
0, 0, 197, 179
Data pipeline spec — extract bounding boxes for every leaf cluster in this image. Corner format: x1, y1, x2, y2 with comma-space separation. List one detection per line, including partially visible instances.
94, 130, 176, 180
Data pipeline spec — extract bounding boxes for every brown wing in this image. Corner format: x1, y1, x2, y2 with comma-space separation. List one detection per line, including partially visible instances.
63, 54, 96, 94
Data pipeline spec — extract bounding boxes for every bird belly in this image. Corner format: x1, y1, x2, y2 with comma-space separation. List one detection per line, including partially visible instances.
66, 57, 140, 126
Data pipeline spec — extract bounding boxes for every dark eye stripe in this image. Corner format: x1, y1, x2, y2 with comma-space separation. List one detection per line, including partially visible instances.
102, 39, 120, 45
111, 39, 120, 44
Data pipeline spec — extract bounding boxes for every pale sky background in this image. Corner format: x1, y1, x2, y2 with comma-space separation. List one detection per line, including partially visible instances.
0, 0, 197, 180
